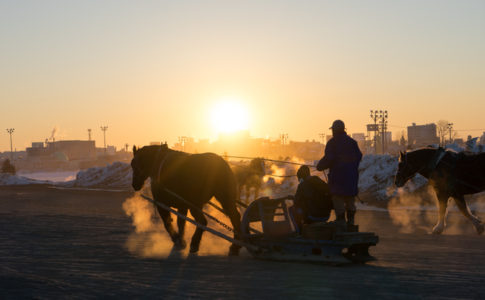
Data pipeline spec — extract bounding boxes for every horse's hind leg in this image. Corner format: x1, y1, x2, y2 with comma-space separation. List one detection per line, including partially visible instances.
453, 195, 484, 235
175, 207, 188, 249
188, 207, 207, 253
217, 197, 242, 256
432, 191, 449, 235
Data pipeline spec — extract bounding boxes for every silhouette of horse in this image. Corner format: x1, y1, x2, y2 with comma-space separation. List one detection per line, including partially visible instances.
232, 158, 265, 203
395, 148, 485, 234
131, 144, 241, 255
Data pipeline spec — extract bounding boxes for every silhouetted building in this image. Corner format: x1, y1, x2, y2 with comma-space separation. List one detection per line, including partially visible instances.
407, 123, 439, 147
27, 140, 96, 160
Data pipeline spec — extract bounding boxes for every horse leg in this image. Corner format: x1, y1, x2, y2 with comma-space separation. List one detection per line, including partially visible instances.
157, 207, 182, 247
245, 186, 251, 204
188, 207, 207, 253
432, 191, 449, 235
453, 195, 484, 235
217, 197, 242, 256
237, 185, 242, 202
174, 207, 188, 249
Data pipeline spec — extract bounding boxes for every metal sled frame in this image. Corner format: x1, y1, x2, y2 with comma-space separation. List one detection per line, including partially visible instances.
241, 196, 379, 264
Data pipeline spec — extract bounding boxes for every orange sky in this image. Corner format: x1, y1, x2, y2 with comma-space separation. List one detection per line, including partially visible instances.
1, 1, 484, 151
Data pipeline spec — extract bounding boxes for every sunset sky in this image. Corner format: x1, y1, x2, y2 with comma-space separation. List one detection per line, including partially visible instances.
1, 0, 484, 151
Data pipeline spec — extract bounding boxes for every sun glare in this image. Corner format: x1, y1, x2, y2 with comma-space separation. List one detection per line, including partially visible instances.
211, 99, 249, 134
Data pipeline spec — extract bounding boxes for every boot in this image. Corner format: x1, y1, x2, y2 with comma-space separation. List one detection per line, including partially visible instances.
346, 210, 356, 226
330, 213, 347, 232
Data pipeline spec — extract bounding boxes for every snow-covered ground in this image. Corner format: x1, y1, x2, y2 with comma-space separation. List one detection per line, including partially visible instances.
0, 173, 50, 185
18, 171, 77, 182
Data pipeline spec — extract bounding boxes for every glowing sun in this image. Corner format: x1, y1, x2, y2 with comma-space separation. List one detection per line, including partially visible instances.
211, 99, 249, 133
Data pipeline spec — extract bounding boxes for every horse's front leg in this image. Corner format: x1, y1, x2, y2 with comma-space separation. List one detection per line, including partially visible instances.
245, 186, 251, 204
175, 207, 188, 249
157, 207, 182, 248
453, 195, 484, 235
432, 191, 449, 235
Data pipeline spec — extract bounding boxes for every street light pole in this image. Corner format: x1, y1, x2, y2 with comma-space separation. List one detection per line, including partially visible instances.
370, 110, 388, 154
370, 110, 378, 153
447, 123, 454, 144
6, 128, 14, 161
100, 126, 108, 153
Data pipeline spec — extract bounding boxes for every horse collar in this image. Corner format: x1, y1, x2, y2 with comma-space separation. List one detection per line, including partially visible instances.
427, 148, 446, 173
155, 149, 171, 183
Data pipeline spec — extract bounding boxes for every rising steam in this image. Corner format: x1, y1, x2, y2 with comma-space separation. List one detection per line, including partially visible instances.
122, 193, 233, 258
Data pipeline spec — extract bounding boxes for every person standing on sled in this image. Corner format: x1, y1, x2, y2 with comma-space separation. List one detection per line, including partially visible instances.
290, 165, 333, 233
316, 120, 362, 228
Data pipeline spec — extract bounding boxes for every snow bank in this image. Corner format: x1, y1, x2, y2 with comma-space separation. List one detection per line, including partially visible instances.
0, 173, 50, 185
358, 155, 427, 203
65, 162, 132, 188
0, 154, 429, 205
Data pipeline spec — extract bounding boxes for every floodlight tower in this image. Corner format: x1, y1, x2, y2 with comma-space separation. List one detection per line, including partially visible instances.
280, 133, 288, 145
381, 110, 388, 153
319, 133, 326, 145
447, 123, 454, 144
370, 110, 379, 153
178, 136, 188, 152
6, 128, 14, 161
88, 129, 92, 141
100, 126, 108, 153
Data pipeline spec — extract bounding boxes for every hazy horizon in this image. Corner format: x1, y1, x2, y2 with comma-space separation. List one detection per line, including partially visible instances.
1, 0, 484, 151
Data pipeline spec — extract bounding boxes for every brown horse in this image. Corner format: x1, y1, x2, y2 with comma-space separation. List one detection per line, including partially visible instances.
395, 147, 485, 234
131, 144, 242, 255
232, 158, 265, 203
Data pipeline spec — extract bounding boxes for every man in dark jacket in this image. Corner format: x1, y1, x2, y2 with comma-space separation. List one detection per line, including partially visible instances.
290, 165, 333, 232
316, 120, 362, 226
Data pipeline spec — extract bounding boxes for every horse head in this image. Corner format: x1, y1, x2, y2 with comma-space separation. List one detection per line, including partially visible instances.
249, 158, 265, 176
131, 144, 168, 191
394, 150, 420, 187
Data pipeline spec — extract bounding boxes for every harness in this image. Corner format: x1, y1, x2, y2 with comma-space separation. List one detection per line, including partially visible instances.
150, 148, 235, 233
400, 148, 446, 183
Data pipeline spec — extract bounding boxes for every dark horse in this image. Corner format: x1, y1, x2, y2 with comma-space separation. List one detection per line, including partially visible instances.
131, 144, 241, 255
395, 148, 485, 234
232, 158, 265, 203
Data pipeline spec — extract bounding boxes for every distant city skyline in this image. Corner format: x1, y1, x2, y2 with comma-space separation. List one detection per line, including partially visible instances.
1, 1, 484, 151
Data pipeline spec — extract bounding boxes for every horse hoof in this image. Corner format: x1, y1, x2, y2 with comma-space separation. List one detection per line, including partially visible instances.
476, 223, 484, 235
189, 245, 200, 254
432, 227, 443, 235
174, 239, 187, 250
228, 245, 241, 256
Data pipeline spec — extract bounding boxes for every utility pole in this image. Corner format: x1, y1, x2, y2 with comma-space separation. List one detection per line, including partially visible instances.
370, 110, 388, 154
447, 123, 454, 144
88, 129, 92, 141
280, 133, 288, 145
381, 110, 388, 154
6, 128, 14, 161
100, 126, 108, 153
370, 110, 379, 153
319, 133, 326, 145
178, 136, 188, 152
125, 143, 129, 152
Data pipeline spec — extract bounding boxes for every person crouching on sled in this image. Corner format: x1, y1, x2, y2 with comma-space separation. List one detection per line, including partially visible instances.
290, 165, 333, 233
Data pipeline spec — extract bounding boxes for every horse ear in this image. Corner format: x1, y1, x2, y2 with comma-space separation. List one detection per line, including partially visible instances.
133, 145, 137, 154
